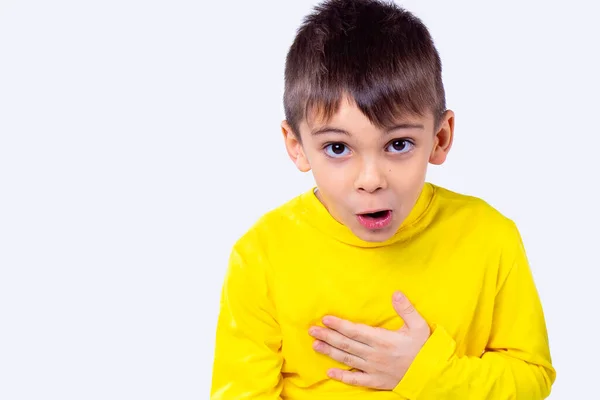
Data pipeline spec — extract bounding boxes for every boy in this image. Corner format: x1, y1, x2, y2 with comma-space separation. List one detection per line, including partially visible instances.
210, 0, 555, 398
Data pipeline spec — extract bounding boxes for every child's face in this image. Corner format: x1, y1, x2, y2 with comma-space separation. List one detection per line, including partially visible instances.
282, 96, 454, 243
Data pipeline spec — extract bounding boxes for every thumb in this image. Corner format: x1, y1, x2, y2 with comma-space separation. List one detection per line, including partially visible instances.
392, 291, 424, 330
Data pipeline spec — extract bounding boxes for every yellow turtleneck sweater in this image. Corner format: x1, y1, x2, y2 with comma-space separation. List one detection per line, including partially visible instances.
210, 183, 555, 399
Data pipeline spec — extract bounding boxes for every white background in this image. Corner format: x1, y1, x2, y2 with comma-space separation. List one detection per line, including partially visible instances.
1, 0, 598, 398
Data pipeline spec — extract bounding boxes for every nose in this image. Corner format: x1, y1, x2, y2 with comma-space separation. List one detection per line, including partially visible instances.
354, 158, 388, 193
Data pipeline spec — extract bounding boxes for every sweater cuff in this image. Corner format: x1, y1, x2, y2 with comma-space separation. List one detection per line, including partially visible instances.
392, 324, 456, 399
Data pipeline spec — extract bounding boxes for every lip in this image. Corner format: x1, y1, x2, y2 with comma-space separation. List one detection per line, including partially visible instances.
356, 209, 393, 230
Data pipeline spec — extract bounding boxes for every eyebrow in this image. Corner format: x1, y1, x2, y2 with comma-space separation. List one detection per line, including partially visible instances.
310, 123, 425, 136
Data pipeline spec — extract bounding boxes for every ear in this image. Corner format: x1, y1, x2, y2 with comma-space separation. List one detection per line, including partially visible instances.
429, 110, 455, 165
282, 120, 311, 172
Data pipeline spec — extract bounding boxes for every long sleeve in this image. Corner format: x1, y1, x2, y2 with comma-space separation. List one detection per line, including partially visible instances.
210, 242, 284, 400
392, 221, 556, 399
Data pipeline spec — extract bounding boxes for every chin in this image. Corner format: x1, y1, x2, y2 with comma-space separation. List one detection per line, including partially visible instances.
352, 225, 397, 243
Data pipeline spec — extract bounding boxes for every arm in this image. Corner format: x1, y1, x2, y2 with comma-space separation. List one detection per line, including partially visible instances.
393, 222, 556, 399
210, 243, 284, 399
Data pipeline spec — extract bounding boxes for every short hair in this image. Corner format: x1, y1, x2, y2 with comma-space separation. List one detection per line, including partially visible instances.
283, 0, 446, 139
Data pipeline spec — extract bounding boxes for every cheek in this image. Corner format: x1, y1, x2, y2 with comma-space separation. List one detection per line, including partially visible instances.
310, 162, 352, 205
389, 155, 428, 183
310, 157, 352, 183
312, 167, 348, 193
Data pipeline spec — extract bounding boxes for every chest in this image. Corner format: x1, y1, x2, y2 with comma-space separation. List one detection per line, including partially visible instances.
269, 236, 497, 358
267, 237, 499, 392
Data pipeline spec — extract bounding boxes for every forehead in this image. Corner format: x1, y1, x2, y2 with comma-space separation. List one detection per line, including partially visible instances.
301, 96, 433, 136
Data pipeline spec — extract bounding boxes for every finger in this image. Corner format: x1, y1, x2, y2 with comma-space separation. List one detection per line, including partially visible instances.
322, 316, 374, 346
392, 291, 427, 331
327, 368, 373, 388
313, 340, 367, 370
309, 327, 372, 358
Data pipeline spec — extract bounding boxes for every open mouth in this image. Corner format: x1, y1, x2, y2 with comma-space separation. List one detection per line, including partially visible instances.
362, 210, 390, 219
356, 210, 393, 230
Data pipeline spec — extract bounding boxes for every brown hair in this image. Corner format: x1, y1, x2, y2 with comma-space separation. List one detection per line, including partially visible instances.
283, 0, 446, 139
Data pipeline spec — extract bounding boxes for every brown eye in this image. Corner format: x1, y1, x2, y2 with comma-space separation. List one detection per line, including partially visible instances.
325, 143, 350, 157
331, 144, 345, 154
386, 139, 414, 154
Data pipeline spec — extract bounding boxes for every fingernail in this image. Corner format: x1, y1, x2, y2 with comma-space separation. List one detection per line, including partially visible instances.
394, 291, 405, 302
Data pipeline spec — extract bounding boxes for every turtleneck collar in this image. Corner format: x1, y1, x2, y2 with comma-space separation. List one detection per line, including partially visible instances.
298, 183, 437, 248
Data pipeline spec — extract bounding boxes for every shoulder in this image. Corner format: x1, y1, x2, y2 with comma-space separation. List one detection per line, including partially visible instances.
430, 183, 520, 242
230, 188, 310, 257
429, 184, 527, 284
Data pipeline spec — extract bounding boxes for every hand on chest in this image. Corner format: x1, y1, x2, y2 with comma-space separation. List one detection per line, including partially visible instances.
271, 243, 495, 374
